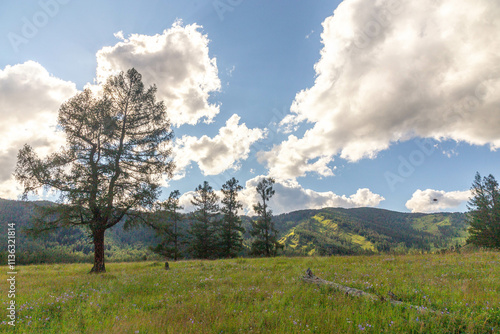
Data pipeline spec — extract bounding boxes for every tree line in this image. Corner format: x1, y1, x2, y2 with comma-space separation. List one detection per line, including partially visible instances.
150, 177, 281, 263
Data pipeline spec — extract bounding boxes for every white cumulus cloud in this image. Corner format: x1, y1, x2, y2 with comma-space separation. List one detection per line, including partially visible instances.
405, 189, 471, 213
95, 21, 221, 127
260, 0, 500, 179
173, 114, 265, 178
178, 188, 224, 214
0, 61, 77, 199
239, 176, 385, 215
178, 190, 197, 213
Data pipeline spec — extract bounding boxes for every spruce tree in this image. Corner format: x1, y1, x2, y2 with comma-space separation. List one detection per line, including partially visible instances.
189, 181, 220, 259
467, 172, 500, 248
219, 177, 245, 258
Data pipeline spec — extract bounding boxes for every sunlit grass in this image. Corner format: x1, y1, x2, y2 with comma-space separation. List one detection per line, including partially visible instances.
1, 251, 499, 333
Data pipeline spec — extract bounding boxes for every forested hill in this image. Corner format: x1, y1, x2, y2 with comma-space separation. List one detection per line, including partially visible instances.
274, 207, 468, 256
0, 198, 468, 264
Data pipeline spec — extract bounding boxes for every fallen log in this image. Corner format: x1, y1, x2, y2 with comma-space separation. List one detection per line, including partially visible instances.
302, 268, 434, 313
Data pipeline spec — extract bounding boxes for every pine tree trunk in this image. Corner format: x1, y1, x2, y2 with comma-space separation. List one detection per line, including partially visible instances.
90, 228, 106, 273
174, 221, 177, 261
265, 228, 270, 257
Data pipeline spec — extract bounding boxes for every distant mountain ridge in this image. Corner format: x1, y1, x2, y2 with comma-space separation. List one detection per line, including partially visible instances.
0, 198, 468, 263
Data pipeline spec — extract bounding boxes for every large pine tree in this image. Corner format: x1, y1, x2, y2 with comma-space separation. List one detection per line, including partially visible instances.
15, 69, 174, 273
189, 181, 220, 259
467, 172, 500, 248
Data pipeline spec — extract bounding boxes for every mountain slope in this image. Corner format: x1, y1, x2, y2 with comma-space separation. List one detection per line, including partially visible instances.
277, 207, 468, 255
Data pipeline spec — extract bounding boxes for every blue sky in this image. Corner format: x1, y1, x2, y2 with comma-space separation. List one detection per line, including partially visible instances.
1, 0, 499, 214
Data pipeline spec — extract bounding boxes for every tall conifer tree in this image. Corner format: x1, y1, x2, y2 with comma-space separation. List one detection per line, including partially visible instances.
250, 177, 281, 256
189, 181, 220, 259
467, 172, 500, 248
219, 177, 244, 258
151, 190, 184, 261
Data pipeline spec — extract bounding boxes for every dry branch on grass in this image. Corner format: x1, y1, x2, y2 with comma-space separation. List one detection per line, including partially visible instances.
301, 268, 434, 313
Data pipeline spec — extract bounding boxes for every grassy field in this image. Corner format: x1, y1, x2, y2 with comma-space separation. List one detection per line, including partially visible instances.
1, 251, 499, 333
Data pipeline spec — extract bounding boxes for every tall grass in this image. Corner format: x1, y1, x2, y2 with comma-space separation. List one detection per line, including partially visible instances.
1, 251, 499, 333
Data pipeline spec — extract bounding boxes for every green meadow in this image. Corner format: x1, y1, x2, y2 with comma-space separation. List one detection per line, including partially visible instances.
1, 251, 500, 333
